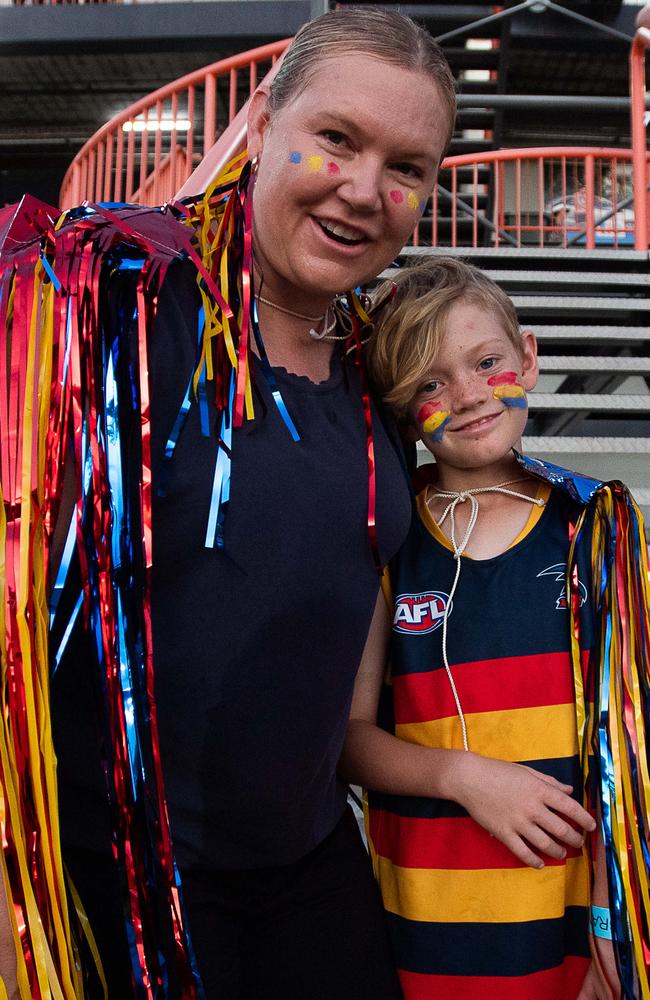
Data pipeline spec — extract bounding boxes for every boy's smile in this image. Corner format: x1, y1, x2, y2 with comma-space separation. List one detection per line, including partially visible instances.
408, 299, 539, 481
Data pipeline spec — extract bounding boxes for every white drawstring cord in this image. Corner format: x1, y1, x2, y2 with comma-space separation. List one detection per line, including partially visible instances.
429, 479, 545, 752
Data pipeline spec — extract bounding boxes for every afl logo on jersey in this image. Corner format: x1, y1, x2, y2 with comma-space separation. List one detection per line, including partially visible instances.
393, 592, 452, 634
537, 563, 587, 610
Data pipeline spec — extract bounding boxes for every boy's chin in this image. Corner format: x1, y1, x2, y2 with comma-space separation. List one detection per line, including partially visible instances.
428, 443, 522, 472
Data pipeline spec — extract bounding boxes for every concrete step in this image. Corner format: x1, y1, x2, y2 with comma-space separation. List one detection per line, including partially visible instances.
485, 270, 649, 289
522, 436, 650, 454
532, 326, 650, 343
528, 393, 650, 413
398, 246, 650, 267
513, 295, 650, 314
539, 356, 650, 375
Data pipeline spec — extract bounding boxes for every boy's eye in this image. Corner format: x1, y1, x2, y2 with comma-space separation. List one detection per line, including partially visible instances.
479, 358, 497, 371
420, 380, 441, 393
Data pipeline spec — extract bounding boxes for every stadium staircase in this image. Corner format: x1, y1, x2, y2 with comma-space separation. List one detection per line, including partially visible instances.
391, 246, 650, 522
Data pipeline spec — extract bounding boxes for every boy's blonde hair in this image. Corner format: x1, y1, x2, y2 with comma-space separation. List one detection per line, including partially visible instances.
367, 257, 523, 417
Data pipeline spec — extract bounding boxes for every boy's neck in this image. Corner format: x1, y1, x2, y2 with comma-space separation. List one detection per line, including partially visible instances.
434, 452, 526, 494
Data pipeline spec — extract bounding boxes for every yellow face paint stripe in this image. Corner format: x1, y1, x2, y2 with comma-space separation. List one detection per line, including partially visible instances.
493, 384, 526, 399
422, 410, 450, 434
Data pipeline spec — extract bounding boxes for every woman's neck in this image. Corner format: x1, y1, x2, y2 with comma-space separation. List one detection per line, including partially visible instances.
254, 303, 336, 383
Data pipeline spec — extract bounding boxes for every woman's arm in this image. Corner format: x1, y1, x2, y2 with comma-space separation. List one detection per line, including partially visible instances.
341, 590, 596, 869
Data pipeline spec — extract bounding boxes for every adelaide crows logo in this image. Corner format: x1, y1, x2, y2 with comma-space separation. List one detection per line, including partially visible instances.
393, 591, 451, 634
537, 563, 587, 610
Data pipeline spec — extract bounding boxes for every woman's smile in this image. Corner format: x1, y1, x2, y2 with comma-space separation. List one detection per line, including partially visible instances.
310, 215, 371, 253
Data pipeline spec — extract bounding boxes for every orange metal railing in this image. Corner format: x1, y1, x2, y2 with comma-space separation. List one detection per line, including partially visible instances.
60, 26, 650, 254
415, 146, 649, 250
630, 17, 650, 250
59, 39, 291, 210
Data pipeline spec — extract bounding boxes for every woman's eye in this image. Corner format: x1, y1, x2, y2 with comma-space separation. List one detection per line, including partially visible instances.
392, 163, 422, 179
323, 130, 347, 146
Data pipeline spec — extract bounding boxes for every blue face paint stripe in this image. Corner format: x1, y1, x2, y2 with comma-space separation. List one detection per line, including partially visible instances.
431, 414, 453, 442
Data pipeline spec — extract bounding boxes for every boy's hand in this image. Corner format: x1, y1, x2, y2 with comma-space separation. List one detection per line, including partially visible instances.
576, 929, 621, 1000
577, 944, 620, 1000
455, 755, 596, 869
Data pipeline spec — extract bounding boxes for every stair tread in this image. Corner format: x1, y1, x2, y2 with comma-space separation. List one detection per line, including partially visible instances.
528, 393, 650, 411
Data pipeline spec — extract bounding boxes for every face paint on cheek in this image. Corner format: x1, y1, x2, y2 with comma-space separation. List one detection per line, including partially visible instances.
289, 151, 302, 164
307, 155, 324, 173
487, 371, 518, 387
389, 190, 404, 205
407, 191, 420, 211
417, 402, 452, 442
488, 373, 528, 409
326, 161, 340, 175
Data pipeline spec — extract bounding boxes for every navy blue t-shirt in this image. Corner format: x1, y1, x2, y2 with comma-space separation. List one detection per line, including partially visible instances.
54, 260, 412, 870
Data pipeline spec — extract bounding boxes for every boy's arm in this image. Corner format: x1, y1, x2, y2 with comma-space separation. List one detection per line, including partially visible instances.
577, 822, 621, 1000
341, 591, 596, 870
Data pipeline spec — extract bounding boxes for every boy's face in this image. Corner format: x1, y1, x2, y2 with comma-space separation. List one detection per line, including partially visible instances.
407, 299, 538, 472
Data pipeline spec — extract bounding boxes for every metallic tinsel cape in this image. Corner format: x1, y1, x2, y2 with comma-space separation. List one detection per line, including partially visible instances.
0, 153, 375, 999
517, 452, 650, 999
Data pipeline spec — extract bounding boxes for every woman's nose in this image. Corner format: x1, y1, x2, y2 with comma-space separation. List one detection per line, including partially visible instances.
337, 158, 383, 213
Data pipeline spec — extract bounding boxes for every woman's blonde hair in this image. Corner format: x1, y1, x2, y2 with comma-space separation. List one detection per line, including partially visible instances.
269, 6, 457, 153
367, 257, 523, 417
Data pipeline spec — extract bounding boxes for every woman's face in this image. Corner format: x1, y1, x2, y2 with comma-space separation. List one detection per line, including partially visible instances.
248, 53, 451, 313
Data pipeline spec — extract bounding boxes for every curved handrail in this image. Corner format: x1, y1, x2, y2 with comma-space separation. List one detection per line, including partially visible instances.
630, 18, 650, 250
421, 146, 650, 249
59, 38, 291, 209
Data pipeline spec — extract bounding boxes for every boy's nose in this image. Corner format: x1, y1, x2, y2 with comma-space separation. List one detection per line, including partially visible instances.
454, 376, 489, 411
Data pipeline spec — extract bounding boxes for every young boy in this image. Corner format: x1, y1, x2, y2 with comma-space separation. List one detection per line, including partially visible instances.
341, 258, 645, 999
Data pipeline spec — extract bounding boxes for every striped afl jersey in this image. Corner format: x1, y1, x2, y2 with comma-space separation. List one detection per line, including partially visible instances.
368, 484, 594, 1000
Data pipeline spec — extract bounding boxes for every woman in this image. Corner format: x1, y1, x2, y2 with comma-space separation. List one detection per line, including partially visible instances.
1, 6, 455, 998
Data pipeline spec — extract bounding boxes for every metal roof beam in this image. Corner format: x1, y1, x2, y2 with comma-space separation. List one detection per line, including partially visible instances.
0, 1, 310, 56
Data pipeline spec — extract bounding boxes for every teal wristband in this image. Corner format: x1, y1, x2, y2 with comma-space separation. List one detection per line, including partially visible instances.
590, 905, 613, 940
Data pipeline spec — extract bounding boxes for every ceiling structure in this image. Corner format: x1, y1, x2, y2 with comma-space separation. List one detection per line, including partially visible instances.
0, 0, 645, 207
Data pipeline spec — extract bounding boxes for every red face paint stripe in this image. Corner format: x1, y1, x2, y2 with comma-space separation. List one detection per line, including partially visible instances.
326, 161, 340, 175
416, 401, 441, 424
389, 190, 404, 204
487, 371, 518, 387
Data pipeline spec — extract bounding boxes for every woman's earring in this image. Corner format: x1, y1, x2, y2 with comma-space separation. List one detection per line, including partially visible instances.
250, 154, 260, 176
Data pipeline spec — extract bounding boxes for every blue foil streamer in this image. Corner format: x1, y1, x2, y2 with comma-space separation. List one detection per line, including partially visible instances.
52, 591, 83, 675
39, 252, 61, 292
158, 308, 206, 498
49, 509, 77, 629
205, 373, 234, 550
514, 451, 602, 504
251, 299, 300, 442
